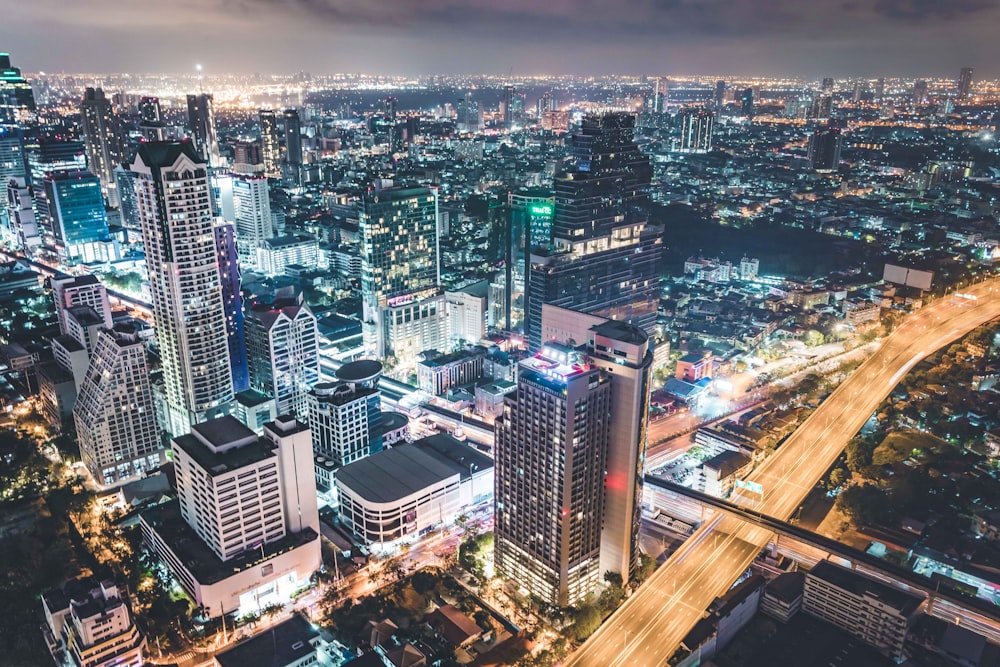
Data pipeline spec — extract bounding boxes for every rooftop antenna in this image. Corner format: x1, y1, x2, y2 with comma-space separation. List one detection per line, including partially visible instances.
196, 63, 204, 93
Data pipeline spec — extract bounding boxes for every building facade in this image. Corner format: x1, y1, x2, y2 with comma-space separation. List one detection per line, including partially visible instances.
42, 578, 145, 667
142, 416, 321, 616
494, 343, 611, 605
359, 184, 441, 363
79, 87, 125, 208
74, 323, 164, 487
246, 301, 319, 418
540, 304, 654, 581
527, 113, 661, 350
129, 141, 234, 435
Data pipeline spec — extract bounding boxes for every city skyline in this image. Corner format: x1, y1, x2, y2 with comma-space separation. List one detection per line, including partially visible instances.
3, 0, 998, 78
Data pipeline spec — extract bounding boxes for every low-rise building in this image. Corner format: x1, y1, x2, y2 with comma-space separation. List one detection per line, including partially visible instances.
760, 571, 805, 623
416, 347, 486, 396
701, 450, 753, 498
803, 560, 923, 662
474, 380, 516, 419
42, 578, 145, 667
214, 613, 350, 667
336, 433, 493, 550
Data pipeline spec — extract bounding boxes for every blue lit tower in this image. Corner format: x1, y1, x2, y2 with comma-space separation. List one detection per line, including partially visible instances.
214, 220, 249, 393
43, 170, 111, 263
526, 113, 661, 350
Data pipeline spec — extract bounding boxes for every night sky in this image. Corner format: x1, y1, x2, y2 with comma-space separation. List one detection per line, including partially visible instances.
3, 0, 999, 76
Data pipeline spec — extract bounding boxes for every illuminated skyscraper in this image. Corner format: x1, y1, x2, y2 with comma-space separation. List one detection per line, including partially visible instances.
526, 113, 661, 350
0, 53, 37, 133
958, 67, 974, 99
259, 109, 281, 178
359, 184, 445, 363
501, 85, 516, 128
186, 93, 221, 167
246, 301, 319, 418
714, 80, 727, 107
43, 170, 113, 263
494, 342, 611, 606
138, 96, 166, 141
129, 141, 233, 435
282, 109, 302, 186
214, 220, 248, 394
540, 305, 653, 582
678, 109, 714, 152
231, 173, 272, 266
79, 87, 125, 208
506, 187, 554, 330
26, 139, 86, 235
741, 87, 754, 117
808, 126, 843, 171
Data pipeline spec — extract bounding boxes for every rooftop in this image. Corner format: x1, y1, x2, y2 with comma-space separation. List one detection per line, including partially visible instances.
808, 560, 923, 616
215, 614, 318, 667
336, 359, 383, 384
337, 433, 492, 505
174, 417, 273, 477
591, 318, 648, 345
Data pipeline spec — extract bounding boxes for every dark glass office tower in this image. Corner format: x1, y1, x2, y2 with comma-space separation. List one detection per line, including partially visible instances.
526, 113, 661, 350
79, 87, 126, 208
186, 93, 220, 167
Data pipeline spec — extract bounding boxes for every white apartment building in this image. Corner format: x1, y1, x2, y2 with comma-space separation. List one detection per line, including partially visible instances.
804, 560, 923, 662
257, 233, 320, 277
51, 275, 112, 338
42, 578, 145, 667
445, 280, 489, 345
141, 416, 321, 617
231, 174, 272, 269
74, 324, 163, 487
130, 141, 233, 436
246, 302, 319, 418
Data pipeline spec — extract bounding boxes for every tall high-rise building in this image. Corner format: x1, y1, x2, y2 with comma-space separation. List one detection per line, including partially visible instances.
186, 94, 221, 167
740, 88, 754, 117
913, 80, 929, 106
875, 78, 886, 102
79, 87, 125, 208
43, 170, 112, 263
851, 82, 863, 104
457, 96, 482, 134
74, 323, 163, 487
714, 80, 727, 107
232, 141, 264, 175
129, 141, 233, 435
138, 96, 166, 141
808, 126, 843, 171
282, 109, 302, 186
360, 184, 445, 363
231, 173, 272, 265
540, 305, 653, 581
494, 342, 611, 606
651, 78, 668, 113
214, 221, 248, 394
505, 188, 554, 331
246, 301, 319, 418
0, 128, 27, 184
678, 109, 714, 152
140, 415, 320, 615
501, 85, 516, 128
958, 67, 974, 99
258, 109, 281, 178
114, 166, 139, 231
526, 113, 661, 350
0, 53, 37, 133
26, 139, 86, 234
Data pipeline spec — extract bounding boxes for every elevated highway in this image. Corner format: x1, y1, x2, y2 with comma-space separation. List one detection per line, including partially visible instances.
567, 280, 1000, 667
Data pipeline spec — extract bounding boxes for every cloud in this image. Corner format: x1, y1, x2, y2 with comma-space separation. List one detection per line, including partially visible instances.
871, 0, 995, 21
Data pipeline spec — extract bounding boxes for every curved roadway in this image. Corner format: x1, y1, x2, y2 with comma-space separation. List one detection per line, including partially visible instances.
567, 281, 1000, 667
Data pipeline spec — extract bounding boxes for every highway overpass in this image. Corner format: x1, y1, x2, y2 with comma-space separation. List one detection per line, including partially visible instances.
567, 278, 1000, 667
